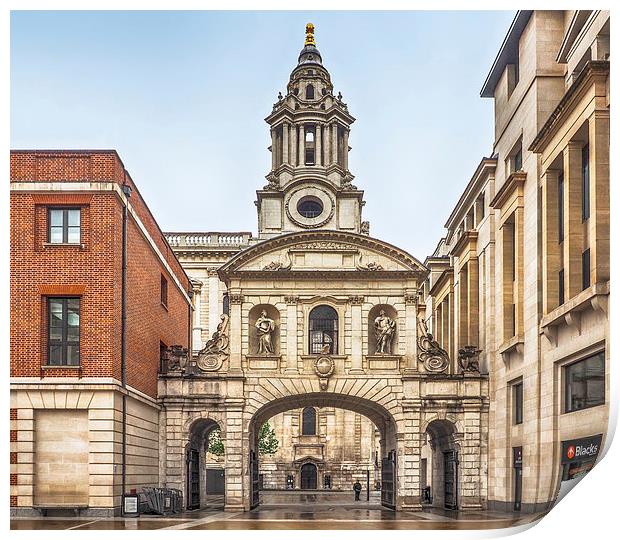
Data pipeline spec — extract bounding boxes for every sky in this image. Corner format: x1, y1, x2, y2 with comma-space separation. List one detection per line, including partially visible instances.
10, 10, 515, 258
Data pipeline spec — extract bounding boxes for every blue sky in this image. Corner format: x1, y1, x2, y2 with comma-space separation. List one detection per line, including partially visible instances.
10, 10, 515, 257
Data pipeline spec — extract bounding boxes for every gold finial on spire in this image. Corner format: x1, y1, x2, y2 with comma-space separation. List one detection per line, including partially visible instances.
305, 22, 315, 46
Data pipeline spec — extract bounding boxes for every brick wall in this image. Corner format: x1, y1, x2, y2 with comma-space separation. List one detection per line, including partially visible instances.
10, 150, 190, 398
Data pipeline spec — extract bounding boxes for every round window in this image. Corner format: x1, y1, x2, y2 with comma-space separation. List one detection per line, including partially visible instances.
297, 197, 323, 218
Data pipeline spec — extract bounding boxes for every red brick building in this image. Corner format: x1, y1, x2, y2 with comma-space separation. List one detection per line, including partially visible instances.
10, 150, 191, 516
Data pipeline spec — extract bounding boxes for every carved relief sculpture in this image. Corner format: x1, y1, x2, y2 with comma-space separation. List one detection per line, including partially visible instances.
255, 310, 276, 354
458, 345, 482, 373
374, 310, 396, 354
196, 314, 230, 372
417, 317, 450, 373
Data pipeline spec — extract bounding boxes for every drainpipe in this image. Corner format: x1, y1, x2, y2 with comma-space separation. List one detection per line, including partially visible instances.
121, 182, 132, 509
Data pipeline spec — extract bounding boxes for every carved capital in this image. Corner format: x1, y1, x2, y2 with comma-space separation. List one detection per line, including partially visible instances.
348, 295, 365, 305
206, 268, 219, 277
404, 294, 417, 305
284, 295, 300, 304
228, 294, 244, 305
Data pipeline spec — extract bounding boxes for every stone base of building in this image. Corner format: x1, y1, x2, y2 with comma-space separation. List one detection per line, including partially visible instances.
487, 499, 554, 514
10, 506, 120, 518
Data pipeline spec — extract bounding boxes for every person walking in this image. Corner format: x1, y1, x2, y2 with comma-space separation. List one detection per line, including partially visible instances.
353, 480, 362, 501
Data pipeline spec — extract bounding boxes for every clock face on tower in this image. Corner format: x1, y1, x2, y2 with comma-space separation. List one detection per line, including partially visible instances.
285, 186, 335, 229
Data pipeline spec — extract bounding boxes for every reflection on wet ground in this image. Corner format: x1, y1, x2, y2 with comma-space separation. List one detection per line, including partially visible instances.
10, 499, 545, 530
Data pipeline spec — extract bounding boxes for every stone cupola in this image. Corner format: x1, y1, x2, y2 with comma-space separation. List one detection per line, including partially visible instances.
256, 23, 367, 239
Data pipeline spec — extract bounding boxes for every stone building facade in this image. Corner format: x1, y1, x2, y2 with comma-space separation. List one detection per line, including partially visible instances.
423, 9, 610, 513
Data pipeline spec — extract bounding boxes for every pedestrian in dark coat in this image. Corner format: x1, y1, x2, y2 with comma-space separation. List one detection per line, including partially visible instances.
353, 481, 362, 501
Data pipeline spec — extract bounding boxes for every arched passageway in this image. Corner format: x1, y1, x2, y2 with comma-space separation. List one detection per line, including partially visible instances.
247, 392, 399, 510
422, 419, 461, 510
186, 418, 221, 510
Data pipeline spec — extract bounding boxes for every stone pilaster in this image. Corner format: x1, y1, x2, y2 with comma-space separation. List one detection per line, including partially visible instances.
284, 295, 299, 374
290, 121, 297, 166
282, 122, 289, 165
403, 293, 418, 373
224, 408, 245, 511
348, 296, 364, 374
589, 110, 610, 283
298, 124, 305, 166
208, 270, 219, 336
315, 124, 322, 166
331, 122, 338, 164
228, 293, 244, 373
542, 169, 560, 313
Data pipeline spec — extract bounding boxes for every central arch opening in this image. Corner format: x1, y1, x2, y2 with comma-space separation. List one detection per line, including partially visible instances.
248, 392, 398, 510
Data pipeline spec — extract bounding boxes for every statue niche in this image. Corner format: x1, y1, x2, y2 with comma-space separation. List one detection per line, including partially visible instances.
368, 305, 398, 355
249, 304, 280, 356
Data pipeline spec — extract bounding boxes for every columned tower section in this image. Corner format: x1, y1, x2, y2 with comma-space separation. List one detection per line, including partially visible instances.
257, 23, 366, 239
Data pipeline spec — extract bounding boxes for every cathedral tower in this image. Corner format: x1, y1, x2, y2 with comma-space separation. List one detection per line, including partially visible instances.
257, 23, 367, 239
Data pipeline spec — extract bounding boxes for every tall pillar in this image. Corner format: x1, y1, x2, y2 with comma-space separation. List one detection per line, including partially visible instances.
323, 121, 331, 165
349, 296, 364, 374
589, 110, 610, 283
403, 293, 418, 372
563, 141, 583, 299
285, 295, 299, 373
298, 124, 305, 166
208, 270, 219, 336
542, 169, 560, 313
282, 122, 289, 165
315, 124, 322, 166
331, 122, 338, 165
223, 407, 245, 511
467, 258, 479, 345
290, 122, 297, 166
192, 281, 203, 351
228, 293, 243, 373
343, 128, 349, 170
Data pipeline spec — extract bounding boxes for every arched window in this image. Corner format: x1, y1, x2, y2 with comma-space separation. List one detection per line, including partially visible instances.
302, 407, 317, 435
309, 305, 338, 354
305, 84, 315, 100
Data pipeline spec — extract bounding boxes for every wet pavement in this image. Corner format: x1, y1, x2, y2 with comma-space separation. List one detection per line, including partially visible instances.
10, 493, 546, 530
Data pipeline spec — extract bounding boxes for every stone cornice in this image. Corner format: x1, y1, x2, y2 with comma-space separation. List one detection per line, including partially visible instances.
529, 61, 610, 153
490, 171, 527, 210
451, 230, 479, 260
218, 230, 428, 282
428, 268, 454, 298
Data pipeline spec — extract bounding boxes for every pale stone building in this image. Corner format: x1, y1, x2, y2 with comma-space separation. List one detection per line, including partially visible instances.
423, 9, 610, 513
162, 23, 488, 513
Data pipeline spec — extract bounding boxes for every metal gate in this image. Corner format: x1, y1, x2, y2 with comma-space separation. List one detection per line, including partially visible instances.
250, 449, 259, 509
187, 448, 200, 510
443, 450, 458, 510
381, 450, 396, 509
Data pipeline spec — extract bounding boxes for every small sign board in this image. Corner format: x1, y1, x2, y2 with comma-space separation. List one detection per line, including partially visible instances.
122, 493, 140, 517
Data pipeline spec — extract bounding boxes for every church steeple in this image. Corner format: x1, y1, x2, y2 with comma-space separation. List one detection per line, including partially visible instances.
256, 23, 366, 240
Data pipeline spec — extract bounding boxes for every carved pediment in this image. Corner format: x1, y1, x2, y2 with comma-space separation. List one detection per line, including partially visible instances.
218, 231, 427, 279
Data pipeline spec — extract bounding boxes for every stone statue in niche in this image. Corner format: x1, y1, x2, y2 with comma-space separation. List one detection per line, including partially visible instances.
255, 310, 276, 354
374, 310, 396, 354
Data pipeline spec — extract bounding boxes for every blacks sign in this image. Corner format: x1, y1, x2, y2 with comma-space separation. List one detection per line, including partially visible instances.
561, 434, 603, 465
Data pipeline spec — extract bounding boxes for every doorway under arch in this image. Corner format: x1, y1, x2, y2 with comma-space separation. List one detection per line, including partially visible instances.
186, 418, 222, 510
300, 463, 318, 489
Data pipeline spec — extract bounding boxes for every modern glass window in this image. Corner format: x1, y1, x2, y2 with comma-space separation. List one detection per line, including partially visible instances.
564, 352, 605, 413
513, 381, 523, 425
582, 144, 590, 222
309, 305, 338, 354
161, 274, 168, 307
302, 407, 317, 435
582, 249, 591, 290
558, 172, 564, 243
48, 208, 81, 244
48, 297, 80, 365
